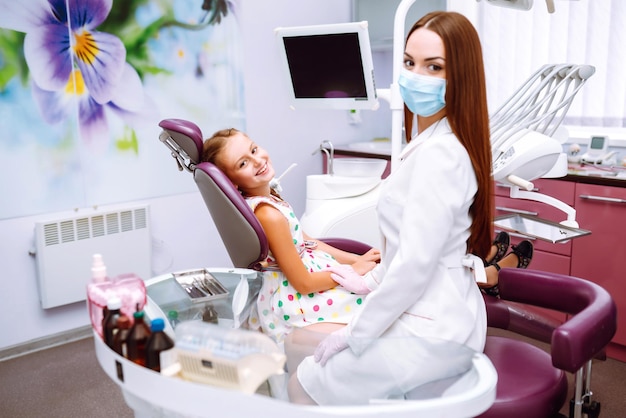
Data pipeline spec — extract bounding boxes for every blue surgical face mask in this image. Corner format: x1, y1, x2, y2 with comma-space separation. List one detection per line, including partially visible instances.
398, 68, 446, 117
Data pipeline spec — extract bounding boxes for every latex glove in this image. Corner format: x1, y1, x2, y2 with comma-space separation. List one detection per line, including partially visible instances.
325, 265, 372, 295
314, 327, 350, 367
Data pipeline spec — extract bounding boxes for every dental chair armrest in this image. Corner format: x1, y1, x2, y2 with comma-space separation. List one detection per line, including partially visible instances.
497, 268, 617, 372
484, 295, 511, 330
318, 237, 372, 255
550, 290, 616, 372
484, 295, 561, 345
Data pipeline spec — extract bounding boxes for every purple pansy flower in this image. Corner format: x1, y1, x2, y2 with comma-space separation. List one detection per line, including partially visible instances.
0, 0, 146, 144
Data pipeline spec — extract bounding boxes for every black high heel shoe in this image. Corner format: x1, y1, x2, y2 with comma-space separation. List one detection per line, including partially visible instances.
510, 240, 533, 269
487, 231, 510, 266
482, 239, 532, 298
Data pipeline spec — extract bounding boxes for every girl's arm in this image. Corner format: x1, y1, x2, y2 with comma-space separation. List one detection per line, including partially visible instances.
303, 232, 381, 275
255, 204, 339, 294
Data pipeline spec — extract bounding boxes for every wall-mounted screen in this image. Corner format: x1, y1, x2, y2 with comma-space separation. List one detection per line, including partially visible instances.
275, 22, 379, 110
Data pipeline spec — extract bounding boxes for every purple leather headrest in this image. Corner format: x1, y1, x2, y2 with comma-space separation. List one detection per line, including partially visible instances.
158, 119, 204, 164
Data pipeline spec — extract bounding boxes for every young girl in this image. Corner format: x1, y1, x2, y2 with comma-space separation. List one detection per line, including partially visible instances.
201, 129, 381, 343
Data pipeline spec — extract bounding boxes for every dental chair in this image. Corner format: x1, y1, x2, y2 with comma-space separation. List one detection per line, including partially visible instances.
158, 118, 371, 271
480, 268, 617, 418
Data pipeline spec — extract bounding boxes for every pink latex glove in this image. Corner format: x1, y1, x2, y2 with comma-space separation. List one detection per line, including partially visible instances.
314, 327, 350, 366
325, 265, 372, 295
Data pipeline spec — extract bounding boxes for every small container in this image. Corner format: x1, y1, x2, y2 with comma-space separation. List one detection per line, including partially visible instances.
146, 318, 175, 372
126, 310, 151, 367
202, 305, 219, 324
172, 269, 229, 304
167, 310, 181, 329
102, 297, 123, 348
111, 316, 132, 357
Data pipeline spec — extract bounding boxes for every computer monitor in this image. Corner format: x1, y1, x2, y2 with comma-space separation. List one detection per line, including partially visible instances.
274, 21, 379, 110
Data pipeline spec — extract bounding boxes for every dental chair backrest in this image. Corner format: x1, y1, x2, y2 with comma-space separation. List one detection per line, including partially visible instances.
158, 119, 269, 270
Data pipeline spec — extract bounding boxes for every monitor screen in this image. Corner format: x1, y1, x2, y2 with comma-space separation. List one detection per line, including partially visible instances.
275, 22, 379, 110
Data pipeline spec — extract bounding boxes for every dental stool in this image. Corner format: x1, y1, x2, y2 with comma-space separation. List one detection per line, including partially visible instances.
480, 268, 617, 418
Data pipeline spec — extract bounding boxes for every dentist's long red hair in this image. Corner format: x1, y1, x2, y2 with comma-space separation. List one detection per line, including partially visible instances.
405, 11, 494, 259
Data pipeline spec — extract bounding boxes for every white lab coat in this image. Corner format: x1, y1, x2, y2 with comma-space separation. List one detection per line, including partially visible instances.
297, 118, 488, 405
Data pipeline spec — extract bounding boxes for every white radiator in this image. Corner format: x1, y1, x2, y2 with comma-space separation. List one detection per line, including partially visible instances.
33, 204, 152, 309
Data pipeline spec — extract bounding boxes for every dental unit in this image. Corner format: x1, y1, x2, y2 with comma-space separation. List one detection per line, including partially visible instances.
91, 2, 615, 417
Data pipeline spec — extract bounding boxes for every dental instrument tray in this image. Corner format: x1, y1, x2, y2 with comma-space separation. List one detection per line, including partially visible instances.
494, 213, 591, 243
172, 269, 229, 303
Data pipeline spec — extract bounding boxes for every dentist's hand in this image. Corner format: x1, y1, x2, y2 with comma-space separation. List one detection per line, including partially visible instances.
314, 327, 350, 366
326, 265, 372, 294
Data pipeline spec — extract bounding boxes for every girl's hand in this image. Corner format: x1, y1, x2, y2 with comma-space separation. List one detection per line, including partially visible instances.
326, 265, 372, 294
360, 248, 381, 263
350, 259, 377, 276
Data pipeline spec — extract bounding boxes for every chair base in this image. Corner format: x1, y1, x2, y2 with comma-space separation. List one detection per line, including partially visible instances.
478, 335, 568, 418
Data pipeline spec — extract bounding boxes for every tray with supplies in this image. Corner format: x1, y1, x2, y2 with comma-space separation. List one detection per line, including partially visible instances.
494, 213, 591, 243
173, 268, 230, 304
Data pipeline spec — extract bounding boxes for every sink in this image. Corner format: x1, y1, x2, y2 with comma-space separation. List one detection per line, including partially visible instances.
346, 141, 393, 154
333, 158, 387, 178
306, 174, 381, 200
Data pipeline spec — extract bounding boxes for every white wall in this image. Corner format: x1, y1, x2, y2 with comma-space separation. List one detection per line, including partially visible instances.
0, 0, 395, 351
240, 0, 392, 216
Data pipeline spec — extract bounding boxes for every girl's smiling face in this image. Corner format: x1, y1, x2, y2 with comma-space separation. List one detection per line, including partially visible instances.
217, 131, 275, 196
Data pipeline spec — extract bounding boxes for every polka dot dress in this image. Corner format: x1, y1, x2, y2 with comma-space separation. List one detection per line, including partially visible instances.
246, 195, 365, 343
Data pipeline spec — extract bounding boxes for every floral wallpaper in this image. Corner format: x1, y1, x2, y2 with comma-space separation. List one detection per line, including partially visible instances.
0, 0, 244, 219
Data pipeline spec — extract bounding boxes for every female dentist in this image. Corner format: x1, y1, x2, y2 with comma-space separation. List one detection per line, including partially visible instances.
289, 11, 493, 405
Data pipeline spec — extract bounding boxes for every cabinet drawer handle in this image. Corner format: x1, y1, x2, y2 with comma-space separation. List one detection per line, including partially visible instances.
495, 206, 539, 216
579, 194, 626, 204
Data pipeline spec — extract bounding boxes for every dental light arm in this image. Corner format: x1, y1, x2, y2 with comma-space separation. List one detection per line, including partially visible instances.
478, 0, 561, 14
490, 63, 594, 227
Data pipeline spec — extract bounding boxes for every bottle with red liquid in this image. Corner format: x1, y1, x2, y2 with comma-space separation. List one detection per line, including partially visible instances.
126, 310, 151, 366
146, 318, 175, 372
111, 315, 132, 357
102, 297, 123, 348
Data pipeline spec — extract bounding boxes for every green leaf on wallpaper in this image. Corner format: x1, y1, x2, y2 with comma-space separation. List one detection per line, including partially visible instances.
116, 128, 139, 155
97, 0, 152, 35
0, 31, 27, 89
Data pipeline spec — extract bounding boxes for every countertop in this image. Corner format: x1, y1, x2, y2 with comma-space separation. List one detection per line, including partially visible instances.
331, 145, 626, 188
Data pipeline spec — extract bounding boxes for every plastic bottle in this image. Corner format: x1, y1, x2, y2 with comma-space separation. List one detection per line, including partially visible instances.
126, 310, 151, 367
86, 254, 111, 337
102, 297, 123, 348
167, 310, 181, 329
202, 304, 219, 324
111, 315, 132, 357
146, 318, 176, 372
